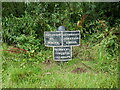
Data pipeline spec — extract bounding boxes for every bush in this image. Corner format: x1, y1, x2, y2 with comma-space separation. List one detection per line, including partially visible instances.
2, 12, 44, 52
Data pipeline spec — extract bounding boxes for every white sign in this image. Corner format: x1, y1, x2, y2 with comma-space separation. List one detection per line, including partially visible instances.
53, 46, 72, 61
44, 31, 80, 47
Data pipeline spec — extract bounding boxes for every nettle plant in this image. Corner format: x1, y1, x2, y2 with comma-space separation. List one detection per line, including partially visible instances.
95, 20, 119, 56
2, 12, 43, 53
16, 35, 41, 53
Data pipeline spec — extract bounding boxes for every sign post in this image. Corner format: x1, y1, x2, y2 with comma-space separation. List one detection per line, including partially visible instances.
44, 26, 80, 61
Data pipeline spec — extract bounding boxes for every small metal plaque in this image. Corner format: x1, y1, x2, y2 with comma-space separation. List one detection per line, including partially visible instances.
63, 31, 80, 46
53, 47, 72, 61
44, 31, 62, 47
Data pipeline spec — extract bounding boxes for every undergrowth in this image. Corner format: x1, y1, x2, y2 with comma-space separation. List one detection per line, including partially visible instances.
2, 39, 119, 88
1, 2, 120, 88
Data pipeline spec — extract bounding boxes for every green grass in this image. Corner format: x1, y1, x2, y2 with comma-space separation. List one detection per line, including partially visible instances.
2, 61, 118, 88
1, 43, 118, 88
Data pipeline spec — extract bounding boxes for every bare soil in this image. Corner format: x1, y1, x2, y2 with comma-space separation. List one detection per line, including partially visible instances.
71, 67, 87, 73
43, 59, 52, 65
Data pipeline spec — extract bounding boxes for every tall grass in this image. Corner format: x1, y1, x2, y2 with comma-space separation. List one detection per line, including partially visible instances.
2, 42, 118, 88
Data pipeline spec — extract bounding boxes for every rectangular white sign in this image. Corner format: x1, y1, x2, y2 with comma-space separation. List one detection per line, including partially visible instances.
53, 46, 72, 61
44, 31, 80, 47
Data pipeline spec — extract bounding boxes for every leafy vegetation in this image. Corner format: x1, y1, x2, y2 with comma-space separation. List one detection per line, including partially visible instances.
1, 2, 120, 88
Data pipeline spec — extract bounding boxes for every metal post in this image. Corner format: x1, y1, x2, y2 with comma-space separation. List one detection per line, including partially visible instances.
57, 26, 66, 31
